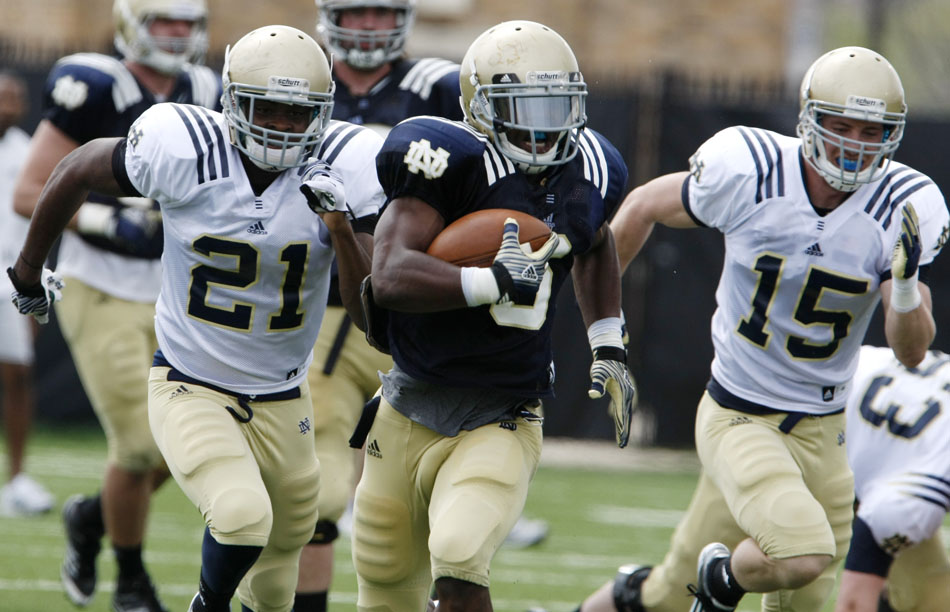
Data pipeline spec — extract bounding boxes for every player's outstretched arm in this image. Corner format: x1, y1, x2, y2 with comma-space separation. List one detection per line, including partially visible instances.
573, 225, 636, 448
610, 171, 697, 272
882, 203, 935, 367
11, 137, 126, 287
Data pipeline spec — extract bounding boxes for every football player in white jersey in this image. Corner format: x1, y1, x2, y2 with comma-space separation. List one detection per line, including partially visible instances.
12, 1, 217, 610
835, 345, 950, 612
0, 70, 55, 518
553, 47, 949, 612
7, 24, 384, 612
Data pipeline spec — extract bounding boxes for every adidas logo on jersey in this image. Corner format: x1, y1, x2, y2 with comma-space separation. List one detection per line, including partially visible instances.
803, 242, 824, 257
247, 221, 267, 235
169, 384, 192, 399
367, 439, 382, 459
499, 421, 517, 431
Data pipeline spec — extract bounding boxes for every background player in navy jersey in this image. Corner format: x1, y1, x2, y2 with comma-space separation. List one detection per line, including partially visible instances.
544, 46, 949, 612
9, 24, 385, 612
352, 20, 636, 611
12, 1, 218, 610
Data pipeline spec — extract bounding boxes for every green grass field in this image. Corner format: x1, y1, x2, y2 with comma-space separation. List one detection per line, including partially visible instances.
1, 425, 932, 612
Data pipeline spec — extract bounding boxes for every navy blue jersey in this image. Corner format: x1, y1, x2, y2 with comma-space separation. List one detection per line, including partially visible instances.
42, 52, 221, 257
332, 57, 463, 131
376, 117, 629, 396
44, 53, 221, 144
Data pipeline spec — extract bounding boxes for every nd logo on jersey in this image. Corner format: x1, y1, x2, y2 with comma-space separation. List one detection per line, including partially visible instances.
404, 138, 450, 179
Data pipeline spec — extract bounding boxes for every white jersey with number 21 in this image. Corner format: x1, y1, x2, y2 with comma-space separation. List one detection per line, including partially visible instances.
124, 103, 384, 394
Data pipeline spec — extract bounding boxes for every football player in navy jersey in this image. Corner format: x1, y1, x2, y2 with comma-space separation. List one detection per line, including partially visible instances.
296, 3, 468, 611
12, 1, 218, 610
351, 20, 636, 611
546, 47, 948, 612
9, 24, 385, 612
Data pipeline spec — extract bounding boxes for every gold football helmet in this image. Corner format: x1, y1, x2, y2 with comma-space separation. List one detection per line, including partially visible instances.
459, 20, 587, 174
315, 0, 416, 70
797, 46, 906, 192
113, 0, 208, 75
221, 25, 335, 171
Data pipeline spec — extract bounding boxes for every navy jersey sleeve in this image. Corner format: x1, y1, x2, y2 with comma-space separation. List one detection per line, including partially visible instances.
429, 70, 463, 122
581, 128, 629, 223
376, 117, 486, 222
43, 58, 126, 144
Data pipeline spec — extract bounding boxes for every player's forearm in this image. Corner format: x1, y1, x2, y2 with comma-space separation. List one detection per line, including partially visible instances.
328, 223, 373, 330
884, 282, 935, 367
573, 227, 622, 327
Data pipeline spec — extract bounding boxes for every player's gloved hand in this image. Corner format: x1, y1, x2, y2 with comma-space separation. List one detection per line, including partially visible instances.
588, 345, 637, 448
890, 202, 922, 313
490, 218, 560, 305
7, 266, 65, 325
299, 160, 348, 215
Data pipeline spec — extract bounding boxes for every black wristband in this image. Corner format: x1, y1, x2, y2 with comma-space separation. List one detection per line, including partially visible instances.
6, 267, 44, 297
593, 346, 627, 362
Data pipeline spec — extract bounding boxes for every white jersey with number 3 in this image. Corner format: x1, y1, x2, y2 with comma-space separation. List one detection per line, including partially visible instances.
685, 126, 949, 413
124, 103, 383, 394
847, 345, 950, 548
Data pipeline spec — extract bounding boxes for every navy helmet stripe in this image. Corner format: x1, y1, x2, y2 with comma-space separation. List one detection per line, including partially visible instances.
172, 104, 206, 184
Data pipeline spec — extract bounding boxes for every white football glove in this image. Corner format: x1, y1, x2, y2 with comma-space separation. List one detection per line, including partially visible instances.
588, 346, 637, 448
299, 160, 348, 215
7, 266, 65, 325
490, 217, 560, 305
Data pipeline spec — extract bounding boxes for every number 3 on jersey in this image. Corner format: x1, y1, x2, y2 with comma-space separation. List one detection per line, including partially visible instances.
737, 252, 868, 359
489, 264, 554, 330
188, 235, 308, 332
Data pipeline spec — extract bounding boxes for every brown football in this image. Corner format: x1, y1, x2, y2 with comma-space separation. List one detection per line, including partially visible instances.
426, 208, 553, 268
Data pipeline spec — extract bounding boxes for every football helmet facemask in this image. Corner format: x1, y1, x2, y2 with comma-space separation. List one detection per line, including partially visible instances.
221, 25, 335, 172
797, 46, 906, 192
113, 0, 208, 75
315, 0, 416, 71
460, 20, 587, 174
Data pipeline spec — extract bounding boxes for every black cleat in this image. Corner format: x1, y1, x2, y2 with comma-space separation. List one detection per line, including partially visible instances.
61, 494, 101, 606
687, 543, 736, 612
613, 563, 653, 612
112, 574, 169, 612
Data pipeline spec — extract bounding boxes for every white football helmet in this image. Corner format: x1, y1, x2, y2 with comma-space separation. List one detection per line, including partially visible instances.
460, 21, 587, 174
797, 46, 906, 192
221, 25, 335, 172
113, 0, 208, 75
315, 0, 416, 70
